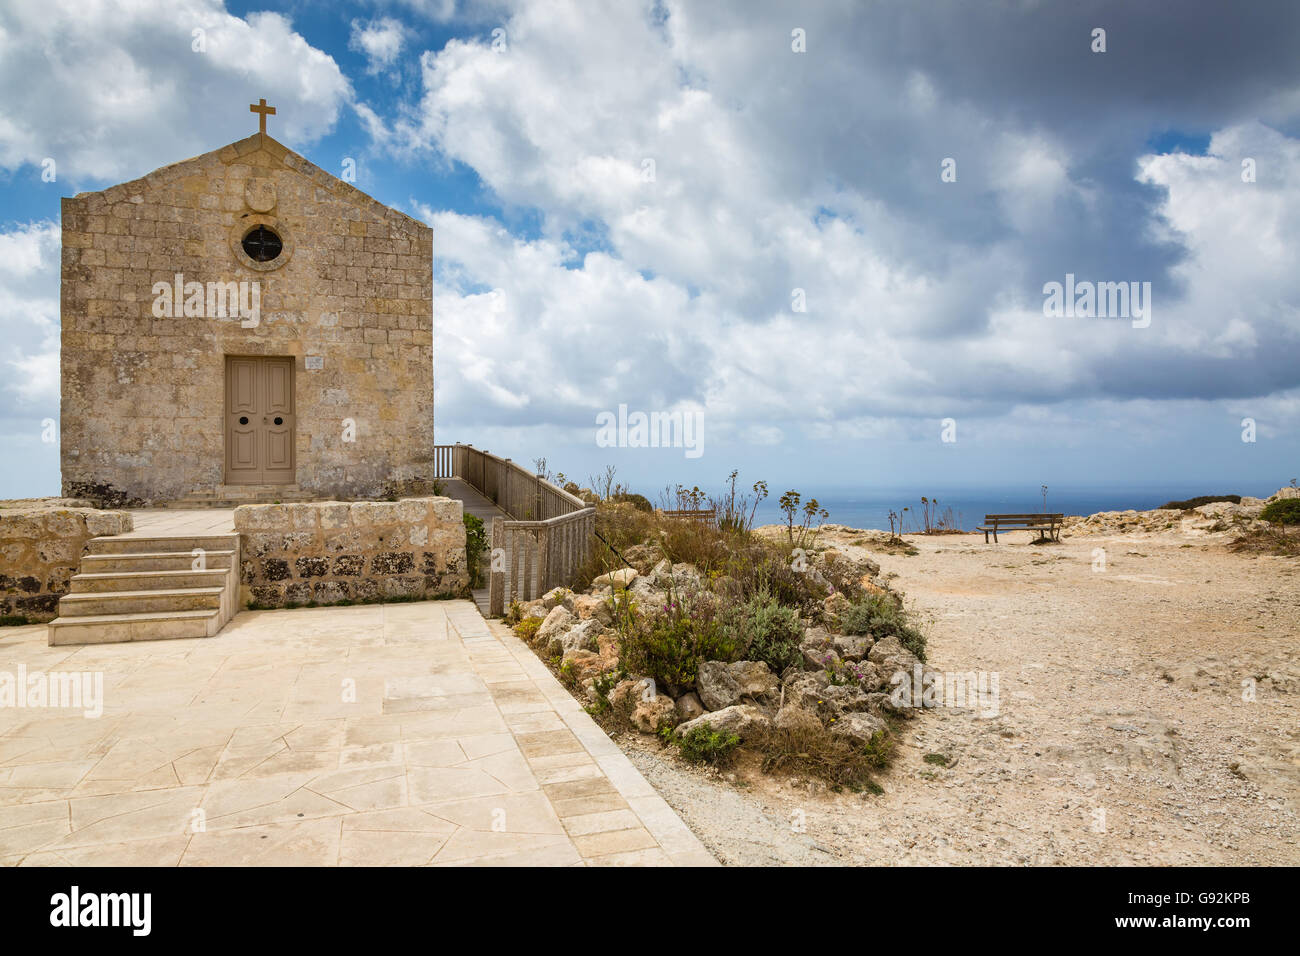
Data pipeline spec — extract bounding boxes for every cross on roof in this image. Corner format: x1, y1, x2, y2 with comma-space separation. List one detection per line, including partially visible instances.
250, 98, 276, 135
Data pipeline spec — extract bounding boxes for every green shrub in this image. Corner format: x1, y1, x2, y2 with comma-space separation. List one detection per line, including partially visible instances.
721, 588, 803, 673
619, 594, 738, 689
610, 492, 653, 513
1261, 498, 1300, 525
0, 614, 29, 627
1161, 494, 1240, 509
463, 513, 487, 588
839, 593, 927, 662
514, 617, 542, 643
666, 725, 741, 765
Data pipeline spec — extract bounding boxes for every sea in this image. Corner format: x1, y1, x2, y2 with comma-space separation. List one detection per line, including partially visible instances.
744, 483, 1280, 534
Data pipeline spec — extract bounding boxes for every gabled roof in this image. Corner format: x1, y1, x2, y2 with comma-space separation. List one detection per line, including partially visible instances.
67, 132, 429, 237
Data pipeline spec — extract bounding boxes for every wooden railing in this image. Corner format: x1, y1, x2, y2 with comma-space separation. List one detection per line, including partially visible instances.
433, 443, 594, 615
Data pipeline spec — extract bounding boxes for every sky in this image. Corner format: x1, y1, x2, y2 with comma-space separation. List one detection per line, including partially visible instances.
1, 0, 1298, 504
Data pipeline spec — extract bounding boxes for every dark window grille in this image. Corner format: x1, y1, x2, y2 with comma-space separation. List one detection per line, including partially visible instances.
242, 225, 283, 262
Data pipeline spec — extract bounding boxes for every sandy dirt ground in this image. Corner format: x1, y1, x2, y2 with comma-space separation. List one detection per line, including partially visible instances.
618, 529, 1300, 866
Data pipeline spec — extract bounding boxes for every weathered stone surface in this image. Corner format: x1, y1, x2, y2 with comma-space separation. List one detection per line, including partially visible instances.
561, 649, 607, 682
632, 693, 678, 733
540, 587, 579, 612
547, 616, 602, 658
775, 703, 823, 733
784, 670, 831, 712
571, 593, 613, 625
867, 634, 922, 677
534, 605, 576, 653
517, 598, 547, 621
675, 692, 706, 722
833, 634, 873, 661
823, 590, 851, 622
828, 712, 888, 746
608, 677, 656, 713
675, 704, 771, 741
60, 132, 435, 505
0, 506, 133, 622
800, 626, 838, 671
233, 497, 466, 608
600, 567, 638, 589
696, 660, 780, 711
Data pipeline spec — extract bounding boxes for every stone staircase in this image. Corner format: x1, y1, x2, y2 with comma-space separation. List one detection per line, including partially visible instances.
48, 534, 241, 645
161, 484, 314, 508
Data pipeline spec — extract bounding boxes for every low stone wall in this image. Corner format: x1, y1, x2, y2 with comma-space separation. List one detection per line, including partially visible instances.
234, 498, 468, 608
0, 504, 133, 622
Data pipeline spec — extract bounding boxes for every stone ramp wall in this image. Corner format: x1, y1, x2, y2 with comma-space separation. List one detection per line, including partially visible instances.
234, 498, 468, 608
0, 504, 133, 622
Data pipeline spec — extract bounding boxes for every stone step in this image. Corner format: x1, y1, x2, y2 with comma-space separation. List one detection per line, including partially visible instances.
161, 499, 313, 509
48, 609, 222, 645
86, 534, 240, 555
80, 550, 236, 573
70, 568, 230, 593
58, 587, 224, 617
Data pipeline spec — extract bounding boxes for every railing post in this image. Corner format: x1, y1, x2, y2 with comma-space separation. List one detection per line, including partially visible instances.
537, 526, 550, 594
488, 517, 504, 617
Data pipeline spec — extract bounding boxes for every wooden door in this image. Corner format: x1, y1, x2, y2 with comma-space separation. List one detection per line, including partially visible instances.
224, 356, 295, 485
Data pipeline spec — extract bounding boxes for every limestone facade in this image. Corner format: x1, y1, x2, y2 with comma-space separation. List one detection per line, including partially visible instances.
60, 132, 434, 506
233, 497, 468, 608
0, 505, 133, 622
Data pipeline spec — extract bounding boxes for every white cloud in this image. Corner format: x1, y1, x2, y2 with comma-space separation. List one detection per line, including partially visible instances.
0, 0, 352, 183
391, 3, 1300, 454
0, 221, 60, 408
350, 17, 408, 75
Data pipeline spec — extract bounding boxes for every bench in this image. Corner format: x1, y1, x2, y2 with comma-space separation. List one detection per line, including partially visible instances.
978, 513, 1064, 543
661, 508, 716, 525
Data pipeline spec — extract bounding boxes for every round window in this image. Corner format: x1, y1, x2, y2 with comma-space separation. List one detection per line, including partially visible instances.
241, 225, 283, 263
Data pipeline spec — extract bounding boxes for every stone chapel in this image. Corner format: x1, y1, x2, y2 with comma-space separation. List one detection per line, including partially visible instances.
59, 101, 435, 506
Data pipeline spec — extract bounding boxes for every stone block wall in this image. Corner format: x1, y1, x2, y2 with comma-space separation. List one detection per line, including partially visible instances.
0, 506, 133, 622
60, 132, 434, 505
234, 497, 467, 608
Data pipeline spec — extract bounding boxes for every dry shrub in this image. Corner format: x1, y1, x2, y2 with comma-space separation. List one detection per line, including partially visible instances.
571, 502, 659, 590
1230, 525, 1300, 557
747, 724, 894, 791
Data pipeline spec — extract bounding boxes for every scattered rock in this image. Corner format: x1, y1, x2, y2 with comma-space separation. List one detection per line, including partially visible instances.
562, 649, 607, 682
775, 703, 823, 732
542, 587, 573, 611
784, 670, 831, 711
867, 634, 921, 675
800, 626, 838, 671
823, 591, 851, 621
633, 693, 678, 733
571, 593, 614, 625
675, 692, 706, 722
828, 712, 888, 746
600, 567, 638, 589
675, 704, 771, 741
833, 634, 872, 661
551, 617, 603, 657
621, 543, 662, 572
696, 660, 780, 711
535, 605, 576, 651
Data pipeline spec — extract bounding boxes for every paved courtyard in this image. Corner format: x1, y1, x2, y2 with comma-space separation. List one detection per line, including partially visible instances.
0, 600, 716, 866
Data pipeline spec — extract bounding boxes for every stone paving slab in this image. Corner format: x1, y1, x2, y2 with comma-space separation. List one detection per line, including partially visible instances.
0, 600, 717, 867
